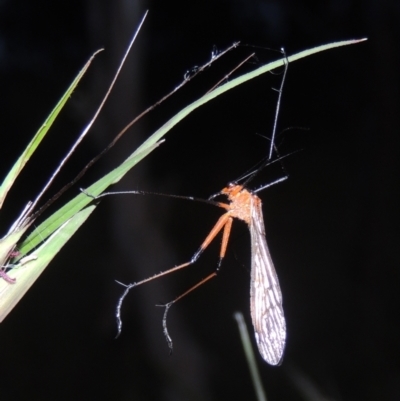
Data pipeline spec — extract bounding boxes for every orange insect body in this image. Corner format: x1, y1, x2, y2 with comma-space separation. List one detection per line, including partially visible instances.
220, 184, 253, 223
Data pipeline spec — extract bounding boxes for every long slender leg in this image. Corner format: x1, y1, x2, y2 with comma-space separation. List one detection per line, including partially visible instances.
158, 272, 217, 352
155, 216, 235, 353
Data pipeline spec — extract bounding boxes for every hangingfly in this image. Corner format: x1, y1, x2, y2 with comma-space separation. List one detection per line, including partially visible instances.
84, 49, 289, 365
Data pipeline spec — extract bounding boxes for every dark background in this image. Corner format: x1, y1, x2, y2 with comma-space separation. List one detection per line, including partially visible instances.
0, 1, 399, 400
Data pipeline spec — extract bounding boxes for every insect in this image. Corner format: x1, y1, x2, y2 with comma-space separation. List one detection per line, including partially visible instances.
172, 180, 287, 365
84, 50, 289, 365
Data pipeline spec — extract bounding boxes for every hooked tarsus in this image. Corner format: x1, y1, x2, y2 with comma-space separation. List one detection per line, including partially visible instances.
115, 278, 174, 354
115, 281, 136, 338
156, 302, 173, 354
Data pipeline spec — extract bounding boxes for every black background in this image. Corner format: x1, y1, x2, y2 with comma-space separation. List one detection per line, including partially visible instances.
0, 1, 399, 400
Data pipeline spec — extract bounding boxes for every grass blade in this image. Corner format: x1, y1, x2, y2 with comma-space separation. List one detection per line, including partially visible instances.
0, 51, 101, 209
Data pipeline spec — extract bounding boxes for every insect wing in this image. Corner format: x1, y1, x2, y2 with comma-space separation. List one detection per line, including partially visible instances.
249, 198, 286, 365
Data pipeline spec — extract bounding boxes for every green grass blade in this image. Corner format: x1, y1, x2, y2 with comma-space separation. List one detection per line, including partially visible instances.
133, 39, 366, 155
0, 51, 101, 209
234, 312, 268, 401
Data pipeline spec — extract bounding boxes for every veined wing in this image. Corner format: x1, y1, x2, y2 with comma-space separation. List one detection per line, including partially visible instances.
249, 197, 286, 365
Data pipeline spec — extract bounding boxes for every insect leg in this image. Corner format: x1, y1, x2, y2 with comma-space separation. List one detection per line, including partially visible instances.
155, 214, 235, 352
116, 212, 232, 336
